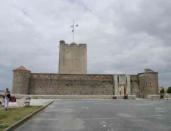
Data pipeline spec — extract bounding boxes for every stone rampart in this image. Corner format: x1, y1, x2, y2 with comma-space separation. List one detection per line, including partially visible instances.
29, 74, 113, 95
12, 66, 159, 98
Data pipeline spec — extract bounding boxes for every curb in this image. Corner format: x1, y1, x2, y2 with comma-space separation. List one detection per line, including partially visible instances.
5, 100, 54, 131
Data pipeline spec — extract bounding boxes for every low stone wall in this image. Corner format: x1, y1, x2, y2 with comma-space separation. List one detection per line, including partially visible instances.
114, 95, 136, 100
14, 94, 114, 99
13, 94, 136, 100
147, 95, 160, 100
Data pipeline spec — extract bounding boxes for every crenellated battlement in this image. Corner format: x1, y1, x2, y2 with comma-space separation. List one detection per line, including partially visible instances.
60, 40, 86, 48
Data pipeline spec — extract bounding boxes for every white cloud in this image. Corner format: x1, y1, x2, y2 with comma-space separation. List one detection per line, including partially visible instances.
0, 0, 171, 90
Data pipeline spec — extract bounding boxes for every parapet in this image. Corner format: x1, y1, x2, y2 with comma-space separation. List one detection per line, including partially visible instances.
138, 69, 158, 75
59, 40, 86, 47
144, 69, 154, 73
59, 40, 65, 44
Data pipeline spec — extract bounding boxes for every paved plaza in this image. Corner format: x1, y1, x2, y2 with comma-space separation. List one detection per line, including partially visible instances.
16, 100, 171, 131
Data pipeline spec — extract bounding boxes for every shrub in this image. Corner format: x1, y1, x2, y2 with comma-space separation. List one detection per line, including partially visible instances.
167, 87, 171, 93
160, 88, 165, 94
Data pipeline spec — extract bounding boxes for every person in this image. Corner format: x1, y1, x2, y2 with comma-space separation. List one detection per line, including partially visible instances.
0, 99, 2, 107
4, 88, 10, 111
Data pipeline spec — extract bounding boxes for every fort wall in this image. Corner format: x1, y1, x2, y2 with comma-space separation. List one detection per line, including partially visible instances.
12, 67, 159, 98
29, 74, 113, 95
130, 75, 140, 97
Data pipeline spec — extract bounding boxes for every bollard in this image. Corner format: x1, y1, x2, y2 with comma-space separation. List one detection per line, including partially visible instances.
24, 97, 31, 107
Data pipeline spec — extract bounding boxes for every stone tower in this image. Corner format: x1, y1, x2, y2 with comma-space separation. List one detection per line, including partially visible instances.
12, 66, 30, 94
138, 69, 158, 98
59, 40, 87, 74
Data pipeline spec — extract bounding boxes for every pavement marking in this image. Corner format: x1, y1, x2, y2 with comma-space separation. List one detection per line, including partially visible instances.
155, 107, 165, 113
117, 113, 133, 118
81, 106, 89, 109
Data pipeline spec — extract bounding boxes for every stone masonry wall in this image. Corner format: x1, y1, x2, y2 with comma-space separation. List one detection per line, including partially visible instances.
138, 72, 158, 98
113, 75, 131, 96
12, 70, 30, 94
59, 41, 87, 74
130, 75, 140, 97
29, 74, 113, 95
12, 67, 159, 98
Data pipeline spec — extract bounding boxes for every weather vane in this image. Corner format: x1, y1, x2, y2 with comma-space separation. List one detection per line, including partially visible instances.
70, 20, 78, 42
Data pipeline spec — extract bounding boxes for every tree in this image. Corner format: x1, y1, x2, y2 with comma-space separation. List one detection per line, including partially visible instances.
167, 87, 171, 93
160, 88, 165, 94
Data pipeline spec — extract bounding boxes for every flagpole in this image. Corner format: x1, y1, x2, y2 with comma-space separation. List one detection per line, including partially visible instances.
73, 20, 75, 42
71, 20, 78, 43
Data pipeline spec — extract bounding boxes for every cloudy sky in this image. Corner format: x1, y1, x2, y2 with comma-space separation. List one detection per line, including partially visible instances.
0, 0, 171, 90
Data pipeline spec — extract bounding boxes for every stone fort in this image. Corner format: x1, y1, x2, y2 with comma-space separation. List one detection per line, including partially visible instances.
12, 40, 158, 98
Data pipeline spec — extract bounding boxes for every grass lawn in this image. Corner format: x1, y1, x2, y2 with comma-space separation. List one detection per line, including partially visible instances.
0, 106, 42, 131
